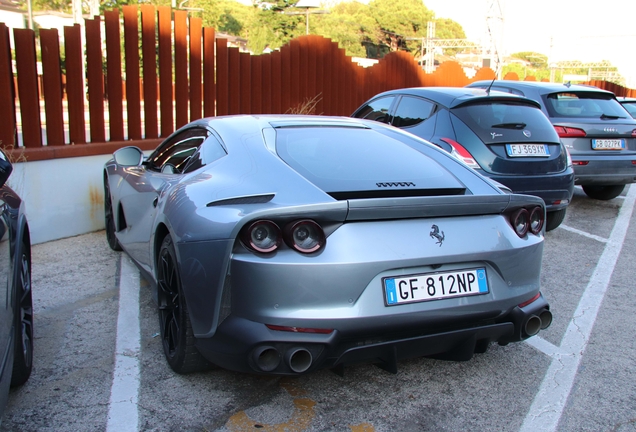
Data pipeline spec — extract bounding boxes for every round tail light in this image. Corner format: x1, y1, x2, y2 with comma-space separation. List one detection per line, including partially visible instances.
511, 208, 529, 237
241, 220, 281, 253
529, 206, 544, 234
284, 220, 325, 253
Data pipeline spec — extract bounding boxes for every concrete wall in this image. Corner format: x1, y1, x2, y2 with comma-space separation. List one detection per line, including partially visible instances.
8, 155, 111, 245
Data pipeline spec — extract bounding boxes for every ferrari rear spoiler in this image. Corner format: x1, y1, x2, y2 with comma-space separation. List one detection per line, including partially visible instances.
345, 194, 541, 221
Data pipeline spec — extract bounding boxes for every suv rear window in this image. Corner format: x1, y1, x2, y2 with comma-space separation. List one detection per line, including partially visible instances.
452, 102, 559, 143
543, 92, 629, 119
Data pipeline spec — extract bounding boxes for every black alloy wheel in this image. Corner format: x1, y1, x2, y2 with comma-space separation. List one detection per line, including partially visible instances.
104, 179, 122, 251
11, 241, 33, 387
582, 184, 626, 201
157, 236, 210, 374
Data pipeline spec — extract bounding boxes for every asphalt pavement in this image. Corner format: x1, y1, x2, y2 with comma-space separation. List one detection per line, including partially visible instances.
2, 185, 636, 432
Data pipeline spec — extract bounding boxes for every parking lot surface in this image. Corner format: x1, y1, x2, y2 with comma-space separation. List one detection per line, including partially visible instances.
2, 186, 636, 432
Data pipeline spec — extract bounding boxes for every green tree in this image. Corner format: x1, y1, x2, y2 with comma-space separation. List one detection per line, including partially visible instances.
312, 2, 376, 57
434, 17, 466, 55
367, 0, 434, 54
510, 51, 548, 69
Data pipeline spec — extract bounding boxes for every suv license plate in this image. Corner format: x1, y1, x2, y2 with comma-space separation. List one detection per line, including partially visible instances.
592, 139, 624, 150
506, 144, 549, 157
383, 268, 489, 306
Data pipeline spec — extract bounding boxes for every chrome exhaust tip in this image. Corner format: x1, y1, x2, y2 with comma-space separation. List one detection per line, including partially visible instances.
252, 346, 281, 372
286, 348, 312, 373
539, 309, 553, 330
524, 315, 542, 337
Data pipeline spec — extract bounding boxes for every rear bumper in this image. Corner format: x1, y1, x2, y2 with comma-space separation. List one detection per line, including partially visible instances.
571, 157, 636, 185
482, 170, 574, 211
195, 294, 551, 375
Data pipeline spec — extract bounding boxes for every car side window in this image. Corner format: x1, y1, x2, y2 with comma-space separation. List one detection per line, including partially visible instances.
391, 96, 435, 128
147, 127, 210, 173
182, 133, 228, 173
352, 96, 394, 123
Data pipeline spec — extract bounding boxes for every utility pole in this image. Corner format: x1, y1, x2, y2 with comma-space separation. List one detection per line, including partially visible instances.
483, 0, 504, 78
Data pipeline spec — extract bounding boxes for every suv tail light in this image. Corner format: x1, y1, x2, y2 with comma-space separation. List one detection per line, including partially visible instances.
554, 126, 586, 138
440, 138, 481, 169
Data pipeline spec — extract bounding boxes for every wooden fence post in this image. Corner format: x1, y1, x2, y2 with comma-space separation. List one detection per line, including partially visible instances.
14, 28, 42, 148
39, 28, 65, 146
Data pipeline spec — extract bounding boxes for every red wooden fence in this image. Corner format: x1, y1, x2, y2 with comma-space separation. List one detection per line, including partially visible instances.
0, 6, 634, 162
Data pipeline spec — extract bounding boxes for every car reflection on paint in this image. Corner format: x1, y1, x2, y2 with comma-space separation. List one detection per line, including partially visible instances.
0, 150, 33, 423
104, 115, 551, 376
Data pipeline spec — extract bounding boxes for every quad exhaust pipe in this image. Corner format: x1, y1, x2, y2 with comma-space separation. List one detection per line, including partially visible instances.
253, 346, 281, 372
286, 348, 313, 373
252, 346, 314, 373
524, 308, 553, 337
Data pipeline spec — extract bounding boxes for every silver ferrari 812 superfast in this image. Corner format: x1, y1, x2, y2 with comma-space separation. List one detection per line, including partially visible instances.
103, 115, 552, 376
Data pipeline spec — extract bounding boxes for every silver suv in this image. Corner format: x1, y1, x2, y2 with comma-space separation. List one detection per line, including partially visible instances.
467, 81, 636, 200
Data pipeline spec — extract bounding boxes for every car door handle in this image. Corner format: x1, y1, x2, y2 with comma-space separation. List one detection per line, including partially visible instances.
153, 197, 158, 208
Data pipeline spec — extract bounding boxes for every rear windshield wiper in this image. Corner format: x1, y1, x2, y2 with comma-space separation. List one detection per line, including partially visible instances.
600, 113, 624, 120
491, 122, 527, 129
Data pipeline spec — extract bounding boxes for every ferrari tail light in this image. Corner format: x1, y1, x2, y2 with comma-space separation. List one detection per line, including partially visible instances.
573, 161, 589, 166
632, 129, 636, 137
529, 206, 544, 234
511, 208, 529, 237
241, 220, 281, 253
284, 220, 326, 253
508, 205, 544, 238
553, 126, 586, 138
439, 138, 481, 169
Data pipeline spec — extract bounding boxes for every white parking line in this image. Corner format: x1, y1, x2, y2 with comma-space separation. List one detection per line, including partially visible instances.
559, 224, 609, 243
525, 336, 568, 359
521, 185, 636, 432
107, 255, 141, 432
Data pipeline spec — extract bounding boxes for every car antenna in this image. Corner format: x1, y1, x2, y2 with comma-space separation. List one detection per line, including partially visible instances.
484, 22, 500, 96
485, 73, 497, 96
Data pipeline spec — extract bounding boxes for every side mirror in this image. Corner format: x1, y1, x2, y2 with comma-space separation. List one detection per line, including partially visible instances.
0, 150, 13, 188
113, 146, 144, 167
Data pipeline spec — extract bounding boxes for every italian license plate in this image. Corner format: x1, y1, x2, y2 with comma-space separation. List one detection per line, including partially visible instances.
506, 144, 549, 157
383, 268, 489, 306
592, 139, 625, 150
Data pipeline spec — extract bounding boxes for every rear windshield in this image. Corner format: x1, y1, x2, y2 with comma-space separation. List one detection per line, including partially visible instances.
543, 92, 629, 119
275, 126, 464, 194
619, 101, 636, 118
452, 101, 559, 143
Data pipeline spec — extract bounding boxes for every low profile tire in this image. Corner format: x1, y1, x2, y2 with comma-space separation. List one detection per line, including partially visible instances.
545, 208, 567, 232
582, 184, 625, 201
157, 236, 211, 374
104, 179, 122, 251
11, 240, 33, 387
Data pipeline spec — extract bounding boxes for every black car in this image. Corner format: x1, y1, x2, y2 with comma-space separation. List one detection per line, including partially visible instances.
0, 150, 33, 422
352, 87, 574, 231
467, 81, 636, 200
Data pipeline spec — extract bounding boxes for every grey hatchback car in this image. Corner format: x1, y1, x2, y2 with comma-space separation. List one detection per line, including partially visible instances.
352, 87, 574, 231
468, 81, 636, 200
